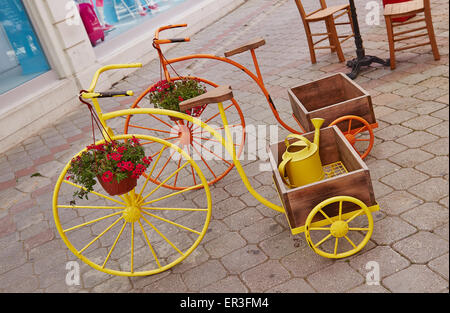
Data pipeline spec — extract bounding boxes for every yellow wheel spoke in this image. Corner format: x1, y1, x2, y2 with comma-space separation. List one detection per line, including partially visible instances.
309, 227, 331, 231
138, 145, 168, 198
79, 216, 124, 254
141, 207, 208, 212
63, 180, 126, 206
141, 215, 184, 256
140, 161, 189, 203
338, 201, 343, 220
63, 211, 124, 233
319, 209, 334, 224
346, 209, 363, 223
138, 220, 161, 268
313, 233, 332, 248
334, 237, 339, 256
344, 235, 357, 248
349, 227, 370, 231
102, 220, 127, 269
142, 183, 203, 206
142, 211, 201, 235
57, 205, 126, 210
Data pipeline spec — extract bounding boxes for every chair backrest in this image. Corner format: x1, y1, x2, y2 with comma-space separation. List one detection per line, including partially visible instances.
293, 0, 327, 21
423, 0, 430, 11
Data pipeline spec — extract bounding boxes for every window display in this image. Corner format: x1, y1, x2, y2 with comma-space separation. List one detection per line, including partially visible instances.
0, 0, 50, 94
75, 0, 187, 47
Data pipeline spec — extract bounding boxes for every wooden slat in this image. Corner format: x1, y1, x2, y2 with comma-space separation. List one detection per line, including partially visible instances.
179, 85, 233, 111
395, 41, 431, 51
394, 26, 427, 37
224, 38, 266, 57
394, 32, 428, 42
384, 0, 424, 16
305, 4, 349, 21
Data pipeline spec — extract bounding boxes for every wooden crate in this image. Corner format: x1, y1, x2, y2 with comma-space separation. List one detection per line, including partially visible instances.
289, 73, 376, 133
268, 125, 377, 234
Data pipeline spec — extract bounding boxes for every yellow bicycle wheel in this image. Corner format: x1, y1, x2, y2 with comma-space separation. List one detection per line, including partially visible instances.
53, 134, 211, 276
304, 196, 374, 259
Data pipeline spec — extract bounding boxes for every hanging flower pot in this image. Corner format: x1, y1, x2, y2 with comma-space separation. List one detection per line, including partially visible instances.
97, 173, 137, 196
66, 136, 153, 202
149, 78, 208, 121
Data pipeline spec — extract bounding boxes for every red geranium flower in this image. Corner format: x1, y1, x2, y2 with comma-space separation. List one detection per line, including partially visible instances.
102, 171, 113, 183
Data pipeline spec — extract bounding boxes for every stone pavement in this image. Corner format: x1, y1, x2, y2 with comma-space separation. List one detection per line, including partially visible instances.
0, 0, 448, 293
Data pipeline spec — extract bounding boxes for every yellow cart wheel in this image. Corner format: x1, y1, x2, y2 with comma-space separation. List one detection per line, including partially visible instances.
304, 196, 374, 259
53, 134, 212, 276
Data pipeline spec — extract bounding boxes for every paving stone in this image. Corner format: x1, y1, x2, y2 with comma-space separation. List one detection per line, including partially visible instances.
259, 230, 299, 259
380, 168, 429, 190
422, 137, 449, 156
370, 141, 407, 159
182, 260, 227, 291
428, 253, 449, 280
377, 191, 424, 215
366, 159, 401, 180
426, 120, 449, 137
401, 115, 443, 131
401, 202, 449, 231
221, 245, 268, 274
383, 265, 448, 293
142, 273, 188, 293
222, 207, 264, 231
371, 216, 417, 245
395, 131, 439, 149
241, 260, 291, 292
347, 284, 390, 293
91, 275, 132, 292
409, 177, 448, 202
349, 246, 410, 279
239, 218, 284, 244
415, 156, 449, 177
378, 110, 418, 125
374, 124, 412, 141
393, 231, 449, 263
388, 148, 434, 168
266, 278, 316, 293
307, 262, 364, 293
199, 275, 249, 293
204, 231, 246, 258
434, 223, 449, 241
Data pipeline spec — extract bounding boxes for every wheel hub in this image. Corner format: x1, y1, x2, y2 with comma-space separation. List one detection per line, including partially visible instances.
330, 220, 349, 238
123, 205, 142, 222
345, 133, 356, 145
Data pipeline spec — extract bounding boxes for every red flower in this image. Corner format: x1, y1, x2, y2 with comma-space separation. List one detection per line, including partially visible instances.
178, 96, 184, 102
118, 161, 134, 172
117, 146, 127, 154
107, 153, 122, 161
131, 136, 140, 145
102, 171, 113, 183
142, 156, 153, 165
66, 175, 72, 180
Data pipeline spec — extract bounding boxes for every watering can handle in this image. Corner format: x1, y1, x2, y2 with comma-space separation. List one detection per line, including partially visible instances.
285, 134, 312, 149
278, 134, 311, 188
278, 157, 293, 188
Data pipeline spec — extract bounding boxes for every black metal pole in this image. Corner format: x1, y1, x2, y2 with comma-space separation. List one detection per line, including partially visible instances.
346, 0, 390, 79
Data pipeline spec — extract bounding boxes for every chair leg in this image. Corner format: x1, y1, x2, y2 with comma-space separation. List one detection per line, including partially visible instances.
424, 8, 440, 61
385, 16, 396, 70
328, 18, 345, 63
325, 19, 336, 52
305, 23, 317, 64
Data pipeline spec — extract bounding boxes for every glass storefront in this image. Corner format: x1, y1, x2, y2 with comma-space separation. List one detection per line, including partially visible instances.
0, 0, 50, 94
75, 0, 187, 47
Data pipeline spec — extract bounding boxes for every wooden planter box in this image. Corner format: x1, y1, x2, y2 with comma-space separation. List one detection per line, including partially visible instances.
289, 73, 376, 133
268, 125, 378, 234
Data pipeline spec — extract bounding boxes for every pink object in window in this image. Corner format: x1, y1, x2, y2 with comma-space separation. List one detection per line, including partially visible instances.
78, 2, 105, 46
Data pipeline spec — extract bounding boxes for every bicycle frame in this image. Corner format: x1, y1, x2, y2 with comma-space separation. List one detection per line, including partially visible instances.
152, 25, 301, 135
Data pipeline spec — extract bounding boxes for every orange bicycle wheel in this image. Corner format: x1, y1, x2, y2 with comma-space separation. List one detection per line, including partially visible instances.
124, 76, 246, 190
329, 115, 374, 159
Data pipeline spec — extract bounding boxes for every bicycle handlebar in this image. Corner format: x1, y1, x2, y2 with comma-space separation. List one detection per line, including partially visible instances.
154, 24, 190, 46
87, 63, 142, 92
81, 90, 134, 99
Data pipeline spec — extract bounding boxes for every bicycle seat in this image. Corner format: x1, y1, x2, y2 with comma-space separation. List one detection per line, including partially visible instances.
179, 85, 233, 111
224, 38, 266, 57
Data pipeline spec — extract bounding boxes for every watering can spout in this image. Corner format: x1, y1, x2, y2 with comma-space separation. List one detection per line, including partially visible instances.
311, 118, 325, 147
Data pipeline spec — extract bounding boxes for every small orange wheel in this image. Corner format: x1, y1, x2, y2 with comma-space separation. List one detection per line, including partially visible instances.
329, 115, 374, 159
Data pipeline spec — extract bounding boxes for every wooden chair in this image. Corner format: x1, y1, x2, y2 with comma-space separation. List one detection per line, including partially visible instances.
293, 0, 355, 64
384, 0, 440, 70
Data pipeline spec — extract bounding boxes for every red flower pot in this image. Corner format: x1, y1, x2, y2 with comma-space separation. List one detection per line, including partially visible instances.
97, 174, 137, 196
382, 0, 416, 23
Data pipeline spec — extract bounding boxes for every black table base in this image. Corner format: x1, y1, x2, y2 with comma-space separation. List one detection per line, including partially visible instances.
346, 0, 390, 79
346, 56, 391, 79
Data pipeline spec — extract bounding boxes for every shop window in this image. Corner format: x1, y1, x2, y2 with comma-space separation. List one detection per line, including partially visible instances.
0, 0, 50, 94
75, 0, 187, 47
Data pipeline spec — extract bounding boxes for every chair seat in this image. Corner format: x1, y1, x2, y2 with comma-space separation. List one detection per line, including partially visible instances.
306, 4, 349, 21
384, 0, 424, 16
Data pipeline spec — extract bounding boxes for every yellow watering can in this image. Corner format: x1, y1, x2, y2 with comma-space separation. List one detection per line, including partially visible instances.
278, 118, 325, 188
